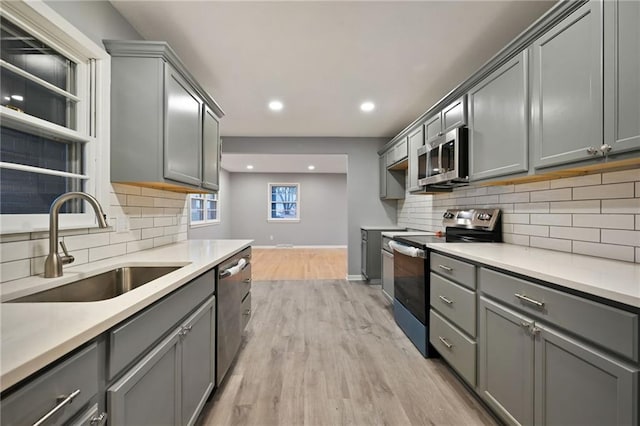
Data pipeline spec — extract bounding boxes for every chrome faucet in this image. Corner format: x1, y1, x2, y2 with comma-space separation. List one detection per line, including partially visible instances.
44, 192, 109, 278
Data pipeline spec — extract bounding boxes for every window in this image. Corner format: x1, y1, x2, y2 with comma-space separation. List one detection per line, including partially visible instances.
190, 193, 219, 226
0, 1, 108, 233
268, 183, 299, 221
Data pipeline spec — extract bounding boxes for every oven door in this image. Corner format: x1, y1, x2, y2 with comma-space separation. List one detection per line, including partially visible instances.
391, 242, 427, 324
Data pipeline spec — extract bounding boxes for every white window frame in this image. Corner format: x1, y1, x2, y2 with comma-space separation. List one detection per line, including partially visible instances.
0, 1, 110, 234
267, 183, 300, 222
189, 193, 220, 227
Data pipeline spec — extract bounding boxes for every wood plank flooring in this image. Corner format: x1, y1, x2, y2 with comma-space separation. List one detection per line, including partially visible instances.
251, 248, 347, 281
197, 279, 496, 426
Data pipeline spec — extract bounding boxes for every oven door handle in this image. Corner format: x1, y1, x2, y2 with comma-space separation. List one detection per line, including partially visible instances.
388, 241, 426, 259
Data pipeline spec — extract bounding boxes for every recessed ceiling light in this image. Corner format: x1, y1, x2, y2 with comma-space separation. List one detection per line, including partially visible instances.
11, 95, 24, 101
246, 165, 254, 170
268, 100, 283, 111
307, 165, 315, 170
360, 101, 375, 112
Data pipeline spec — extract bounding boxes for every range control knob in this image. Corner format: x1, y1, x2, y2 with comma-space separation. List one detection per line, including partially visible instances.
478, 213, 492, 221
443, 211, 455, 219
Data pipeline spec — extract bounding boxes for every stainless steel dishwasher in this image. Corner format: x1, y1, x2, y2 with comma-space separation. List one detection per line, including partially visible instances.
216, 247, 251, 386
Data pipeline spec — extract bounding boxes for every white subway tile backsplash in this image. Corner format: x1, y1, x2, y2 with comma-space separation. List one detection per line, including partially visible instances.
475, 195, 500, 205
89, 243, 127, 262
142, 227, 164, 239
487, 185, 515, 195
503, 233, 530, 246
112, 183, 142, 195
0, 240, 31, 262
530, 214, 572, 226
127, 239, 154, 253
109, 230, 142, 245
127, 195, 155, 207
530, 188, 572, 202
573, 183, 635, 200
503, 213, 530, 224
572, 241, 635, 262
550, 200, 600, 214
572, 214, 635, 230
63, 233, 110, 251
499, 192, 530, 204
154, 217, 174, 227
601, 198, 640, 214
637, 247, 640, 263
636, 215, 640, 230
550, 226, 600, 242
602, 169, 640, 184
530, 236, 572, 253
0, 233, 29, 243
0, 260, 30, 282
601, 229, 640, 246
513, 202, 550, 213
549, 174, 601, 188
513, 224, 549, 237
515, 181, 550, 192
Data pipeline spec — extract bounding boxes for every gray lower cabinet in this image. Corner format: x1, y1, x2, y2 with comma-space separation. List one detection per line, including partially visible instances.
531, 1, 603, 169
469, 51, 529, 181
108, 296, 216, 426
604, 0, 640, 153
534, 323, 638, 426
478, 296, 535, 426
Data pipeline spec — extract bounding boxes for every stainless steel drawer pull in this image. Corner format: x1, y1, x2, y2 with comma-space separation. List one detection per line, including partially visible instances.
438, 264, 453, 272
89, 412, 108, 426
514, 293, 545, 309
243, 309, 251, 316
33, 389, 81, 426
438, 295, 453, 305
438, 336, 453, 349
243, 278, 252, 284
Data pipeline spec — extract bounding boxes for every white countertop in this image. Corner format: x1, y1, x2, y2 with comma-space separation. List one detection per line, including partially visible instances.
0, 239, 252, 392
428, 243, 640, 309
381, 231, 436, 238
361, 226, 406, 231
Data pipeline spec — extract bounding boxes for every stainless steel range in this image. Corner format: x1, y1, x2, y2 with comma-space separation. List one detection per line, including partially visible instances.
390, 208, 501, 357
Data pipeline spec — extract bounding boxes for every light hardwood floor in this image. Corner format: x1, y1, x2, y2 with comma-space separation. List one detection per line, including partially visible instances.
251, 248, 347, 281
198, 278, 496, 426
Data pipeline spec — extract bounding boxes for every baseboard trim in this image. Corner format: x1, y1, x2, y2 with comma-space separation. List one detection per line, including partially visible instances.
252, 245, 348, 249
346, 274, 365, 281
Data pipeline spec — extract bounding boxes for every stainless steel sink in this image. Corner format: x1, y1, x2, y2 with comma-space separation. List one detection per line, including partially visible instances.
9, 266, 182, 303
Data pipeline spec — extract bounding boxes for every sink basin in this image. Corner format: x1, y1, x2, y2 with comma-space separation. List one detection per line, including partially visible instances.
9, 266, 182, 303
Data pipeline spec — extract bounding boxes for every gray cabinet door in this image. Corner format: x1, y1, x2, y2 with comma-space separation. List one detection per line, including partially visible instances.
181, 297, 215, 426
469, 51, 529, 181
424, 113, 442, 145
604, 0, 640, 154
108, 329, 181, 426
534, 324, 638, 426
379, 155, 387, 198
164, 63, 203, 186
479, 297, 535, 426
442, 96, 467, 133
381, 249, 394, 300
202, 105, 220, 191
407, 126, 424, 191
532, 1, 603, 169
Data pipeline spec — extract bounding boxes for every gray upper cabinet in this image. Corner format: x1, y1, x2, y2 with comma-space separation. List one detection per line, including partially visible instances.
202, 106, 221, 191
379, 155, 387, 198
104, 40, 224, 193
379, 153, 405, 200
164, 64, 203, 187
604, 0, 640, 154
442, 96, 467, 134
469, 51, 529, 181
407, 126, 424, 191
531, 1, 603, 169
424, 113, 442, 145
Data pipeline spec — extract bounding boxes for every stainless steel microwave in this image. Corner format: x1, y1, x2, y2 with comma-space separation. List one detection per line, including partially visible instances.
417, 127, 469, 187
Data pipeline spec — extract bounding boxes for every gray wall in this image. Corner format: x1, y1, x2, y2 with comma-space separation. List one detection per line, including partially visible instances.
228, 172, 347, 246
222, 137, 396, 277
45, 1, 142, 46
188, 169, 232, 240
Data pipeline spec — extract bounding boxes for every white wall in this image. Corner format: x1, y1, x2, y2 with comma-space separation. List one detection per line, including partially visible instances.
188, 169, 232, 240
228, 172, 347, 246
222, 137, 396, 277
398, 169, 640, 263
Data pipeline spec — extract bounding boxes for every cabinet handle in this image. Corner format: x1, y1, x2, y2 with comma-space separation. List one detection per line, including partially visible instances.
179, 325, 193, 336
586, 146, 599, 155
438, 295, 453, 305
514, 293, 544, 309
438, 264, 453, 272
89, 412, 108, 426
438, 132, 444, 136
33, 389, 81, 426
243, 309, 251, 316
438, 336, 453, 349
243, 278, 251, 284
600, 144, 612, 154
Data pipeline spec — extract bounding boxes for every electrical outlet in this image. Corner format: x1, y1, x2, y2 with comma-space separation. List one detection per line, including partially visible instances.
269, 235, 274, 241
116, 215, 130, 233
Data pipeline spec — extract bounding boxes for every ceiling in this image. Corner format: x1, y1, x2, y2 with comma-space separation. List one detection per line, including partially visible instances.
222, 153, 347, 173
110, 1, 555, 139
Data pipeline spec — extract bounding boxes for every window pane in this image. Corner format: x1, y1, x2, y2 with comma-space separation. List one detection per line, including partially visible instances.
1, 17, 76, 93
191, 209, 204, 222
207, 209, 217, 220
1, 127, 83, 173
0, 168, 84, 214
1, 68, 75, 128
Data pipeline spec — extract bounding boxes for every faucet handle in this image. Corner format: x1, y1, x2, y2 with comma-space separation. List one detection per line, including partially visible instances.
59, 241, 75, 265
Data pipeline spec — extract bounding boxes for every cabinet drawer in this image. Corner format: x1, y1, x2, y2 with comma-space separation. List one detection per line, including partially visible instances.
1, 343, 98, 426
242, 292, 252, 330
109, 269, 215, 379
430, 273, 476, 337
431, 252, 476, 289
479, 267, 639, 362
430, 310, 477, 387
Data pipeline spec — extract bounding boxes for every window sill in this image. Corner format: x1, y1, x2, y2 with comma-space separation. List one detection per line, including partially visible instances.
190, 221, 221, 228
267, 219, 301, 223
